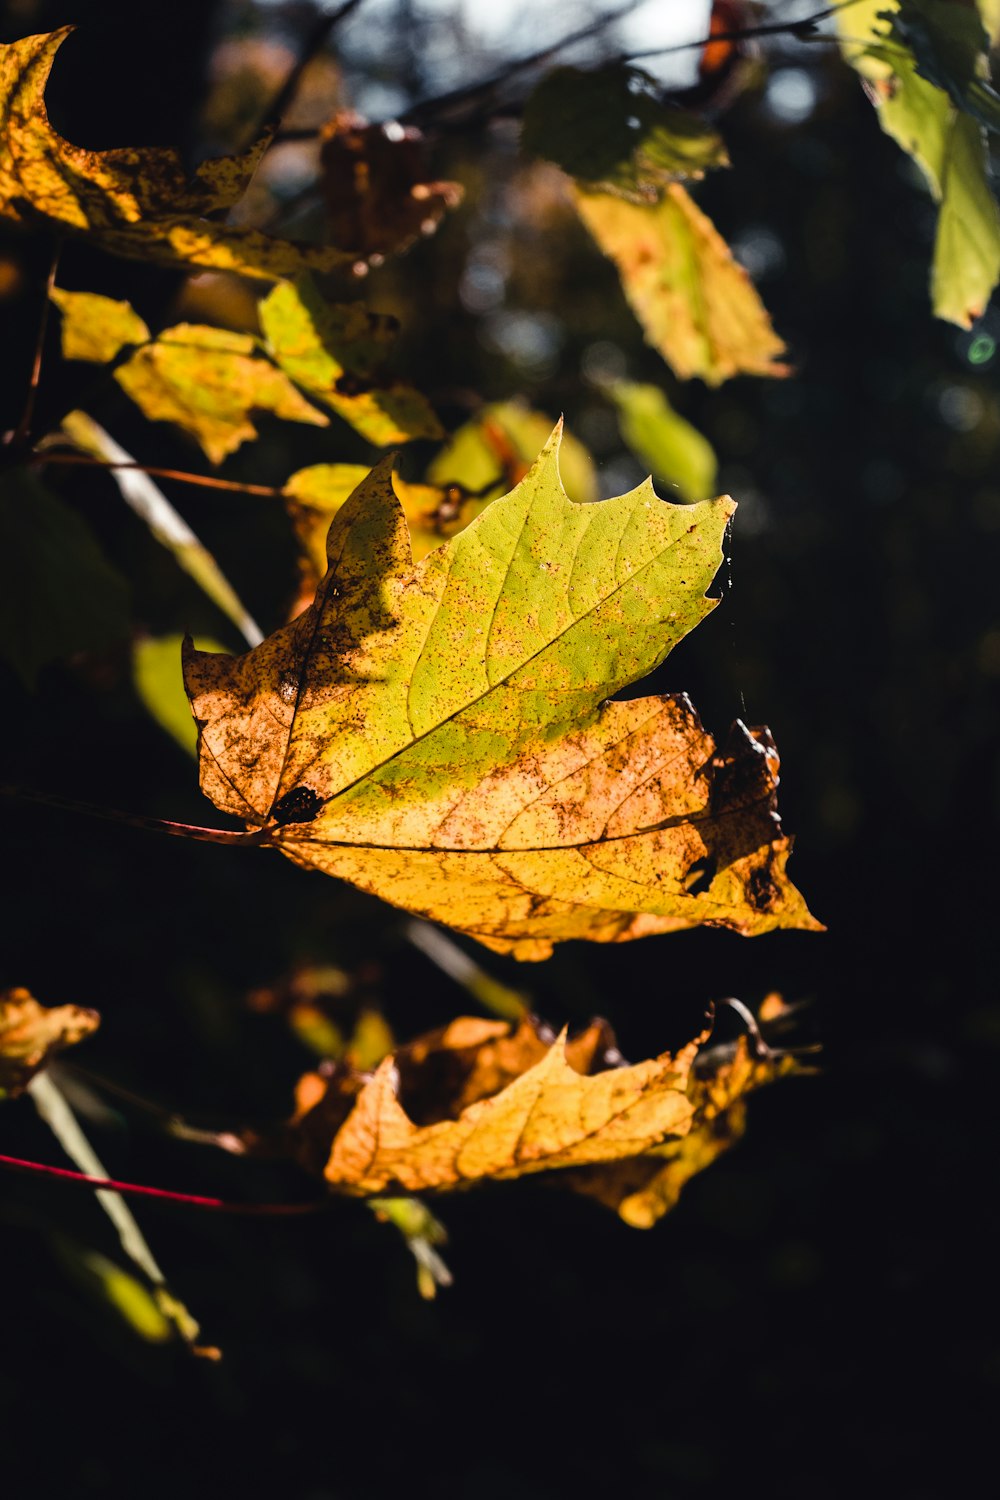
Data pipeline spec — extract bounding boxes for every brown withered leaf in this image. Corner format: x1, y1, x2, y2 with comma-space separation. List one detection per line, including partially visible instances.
319, 109, 462, 259
0, 29, 351, 278
563, 1034, 802, 1227
0, 986, 99, 1099
289, 1014, 707, 1194
184, 427, 818, 959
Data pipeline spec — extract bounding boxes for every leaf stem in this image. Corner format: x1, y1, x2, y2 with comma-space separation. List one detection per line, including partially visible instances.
0, 1149, 325, 1215
29, 449, 286, 499
0, 783, 269, 846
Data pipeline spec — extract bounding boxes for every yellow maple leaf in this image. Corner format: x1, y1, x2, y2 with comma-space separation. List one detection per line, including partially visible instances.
289, 1014, 708, 1195
0, 28, 351, 278
574, 183, 789, 385
0, 986, 99, 1099
184, 426, 818, 958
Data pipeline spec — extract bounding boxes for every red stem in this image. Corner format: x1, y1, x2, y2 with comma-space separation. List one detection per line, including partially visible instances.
0, 1151, 323, 1215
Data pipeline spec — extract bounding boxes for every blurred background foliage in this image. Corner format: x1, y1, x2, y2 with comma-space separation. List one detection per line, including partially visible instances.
1, 0, 998, 1495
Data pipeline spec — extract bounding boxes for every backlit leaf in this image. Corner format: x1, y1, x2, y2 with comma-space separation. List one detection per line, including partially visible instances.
134, 634, 228, 755
184, 427, 817, 959
427, 402, 597, 504
608, 381, 718, 502
574, 184, 789, 384
284, 463, 478, 569
289, 1013, 708, 1194
51, 290, 329, 464
838, 0, 1000, 325
0, 986, 99, 1099
522, 64, 728, 202
0, 28, 353, 278
260, 276, 443, 446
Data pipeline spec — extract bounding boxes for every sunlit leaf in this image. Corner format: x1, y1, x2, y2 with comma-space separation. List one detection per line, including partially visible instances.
607, 380, 718, 502
134, 634, 228, 755
184, 426, 817, 959
0, 466, 130, 688
260, 276, 443, 446
838, 0, 1000, 325
0, 986, 99, 1099
284, 463, 476, 568
427, 402, 597, 503
0, 28, 353, 278
289, 1013, 708, 1194
574, 185, 789, 384
51, 290, 328, 463
522, 63, 728, 202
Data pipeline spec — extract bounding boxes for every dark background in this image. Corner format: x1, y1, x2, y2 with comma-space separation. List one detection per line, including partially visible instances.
2, 1, 997, 1495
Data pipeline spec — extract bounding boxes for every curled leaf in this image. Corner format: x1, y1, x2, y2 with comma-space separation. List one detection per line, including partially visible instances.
289, 1014, 706, 1195
0, 986, 99, 1099
185, 426, 817, 958
0, 28, 352, 278
575, 184, 789, 384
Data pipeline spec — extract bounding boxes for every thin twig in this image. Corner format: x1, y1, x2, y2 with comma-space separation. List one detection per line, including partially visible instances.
30, 449, 287, 499
13, 241, 61, 450
0, 1149, 324, 1215
627, 0, 871, 62
262, 0, 369, 136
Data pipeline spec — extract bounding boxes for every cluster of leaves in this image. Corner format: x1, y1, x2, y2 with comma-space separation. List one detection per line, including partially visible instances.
4, 0, 991, 1342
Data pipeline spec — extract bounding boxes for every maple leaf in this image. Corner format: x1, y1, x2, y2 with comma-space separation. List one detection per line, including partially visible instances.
575, 184, 790, 385
0, 986, 99, 1099
319, 109, 463, 258
288, 1013, 708, 1194
184, 427, 818, 958
0, 28, 352, 279
50, 289, 328, 464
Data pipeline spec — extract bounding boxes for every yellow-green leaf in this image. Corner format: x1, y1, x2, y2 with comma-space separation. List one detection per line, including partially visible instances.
0, 986, 99, 1099
574, 184, 789, 385
259, 276, 443, 446
428, 402, 598, 504
50, 287, 149, 363
184, 426, 818, 959
134, 634, 228, 755
607, 381, 718, 502
0, 28, 353, 278
51, 292, 329, 462
838, 0, 1000, 325
285, 462, 486, 569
